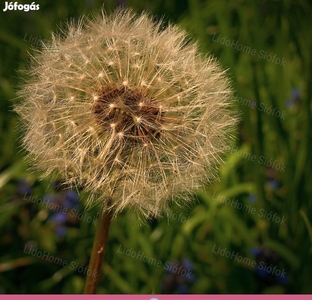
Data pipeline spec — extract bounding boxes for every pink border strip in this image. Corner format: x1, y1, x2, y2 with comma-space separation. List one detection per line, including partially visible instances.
1, 295, 310, 299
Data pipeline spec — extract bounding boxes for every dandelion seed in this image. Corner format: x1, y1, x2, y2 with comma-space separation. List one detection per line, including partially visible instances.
15, 9, 237, 219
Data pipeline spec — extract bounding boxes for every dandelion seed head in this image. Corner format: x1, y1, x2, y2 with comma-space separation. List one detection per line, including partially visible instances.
15, 9, 237, 219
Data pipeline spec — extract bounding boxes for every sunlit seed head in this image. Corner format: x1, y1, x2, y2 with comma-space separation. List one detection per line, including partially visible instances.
15, 8, 237, 220
117, 132, 124, 138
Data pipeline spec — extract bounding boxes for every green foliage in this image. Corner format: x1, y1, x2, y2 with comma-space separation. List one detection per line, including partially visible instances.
0, 0, 311, 294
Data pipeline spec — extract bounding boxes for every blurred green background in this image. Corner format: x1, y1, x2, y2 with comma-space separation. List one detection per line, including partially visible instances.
0, 0, 311, 294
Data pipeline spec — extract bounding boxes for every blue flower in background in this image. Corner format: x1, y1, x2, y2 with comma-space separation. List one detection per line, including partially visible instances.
175, 284, 190, 294
44, 182, 80, 237
250, 247, 261, 257
12, 178, 37, 218
255, 265, 271, 279
248, 194, 257, 203
291, 88, 300, 100
49, 211, 67, 224
267, 179, 280, 190
63, 190, 79, 208
15, 179, 82, 238
265, 168, 281, 190
285, 88, 300, 108
54, 225, 67, 238
251, 246, 289, 290
16, 179, 32, 196
182, 258, 193, 271
161, 258, 196, 294
276, 272, 290, 286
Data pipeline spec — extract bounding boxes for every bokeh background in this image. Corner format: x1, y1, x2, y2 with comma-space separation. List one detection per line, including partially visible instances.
1, 0, 311, 294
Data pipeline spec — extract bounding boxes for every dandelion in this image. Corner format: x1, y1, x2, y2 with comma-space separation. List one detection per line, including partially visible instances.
15, 9, 237, 293
15, 9, 236, 219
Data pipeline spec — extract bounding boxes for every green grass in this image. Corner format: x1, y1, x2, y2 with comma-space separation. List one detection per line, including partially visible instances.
0, 0, 311, 294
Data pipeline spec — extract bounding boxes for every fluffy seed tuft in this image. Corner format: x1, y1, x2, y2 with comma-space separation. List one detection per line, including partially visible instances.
15, 9, 237, 219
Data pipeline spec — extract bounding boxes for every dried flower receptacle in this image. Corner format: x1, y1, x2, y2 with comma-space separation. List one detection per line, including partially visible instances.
92, 86, 162, 143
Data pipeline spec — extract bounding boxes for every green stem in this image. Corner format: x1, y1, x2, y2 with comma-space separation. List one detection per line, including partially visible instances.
83, 208, 113, 294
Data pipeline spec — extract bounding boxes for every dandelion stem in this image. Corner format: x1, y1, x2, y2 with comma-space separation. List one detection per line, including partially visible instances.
83, 207, 113, 294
